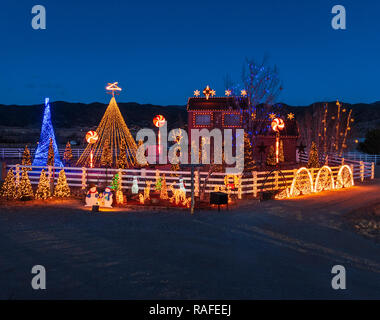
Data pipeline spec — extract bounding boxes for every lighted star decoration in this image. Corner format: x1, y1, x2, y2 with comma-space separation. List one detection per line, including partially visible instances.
210, 89, 216, 97
194, 90, 200, 97
269, 113, 276, 120
225, 90, 231, 96
106, 82, 122, 97
287, 113, 295, 120
203, 85, 214, 100
241, 90, 247, 97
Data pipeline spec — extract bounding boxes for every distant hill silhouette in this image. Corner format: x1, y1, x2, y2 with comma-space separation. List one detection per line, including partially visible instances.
0, 100, 379, 145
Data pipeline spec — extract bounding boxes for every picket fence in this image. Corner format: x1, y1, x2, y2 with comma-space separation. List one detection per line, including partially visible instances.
7, 154, 374, 197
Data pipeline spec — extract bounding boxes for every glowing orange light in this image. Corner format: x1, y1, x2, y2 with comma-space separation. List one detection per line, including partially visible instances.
203, 85, 214, 100
241, 90, 247, 97
153, 115, 166, 128
86, 131, 99, 144
106, 82, 122, 97
194, 90, 200, 97
271, 118, 285, 164
153, 115, 166, 156
271, 118, 285, 132
225, 90, 231, 96
287, 113, 295, 120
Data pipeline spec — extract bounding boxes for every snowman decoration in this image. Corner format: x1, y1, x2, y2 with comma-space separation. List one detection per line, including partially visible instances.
102, 186, 113, 208
85, 184, 99, 207
131, 176, 139, 194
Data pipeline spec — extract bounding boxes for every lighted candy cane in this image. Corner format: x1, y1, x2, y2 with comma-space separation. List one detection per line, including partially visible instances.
86, 131, 99, 168
153, 115, 166, 156
271, 118, 285, 164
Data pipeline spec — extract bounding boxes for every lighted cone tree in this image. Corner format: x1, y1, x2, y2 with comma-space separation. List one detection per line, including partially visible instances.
0, 169, 17, 200
243, 132, 256, 172
77, 96, 137, 168
266, 145, 277, 166
63, 142, 73, 166
307, 141, 320, 168
35, 169, 51, 200
54, 169, 70, 198
160, 175, 168, 200
21, 145, 32, 169
33, 98, 63, 167
17, 169, 34, 200
117, 141, 128, 169
47, 139, 55, 167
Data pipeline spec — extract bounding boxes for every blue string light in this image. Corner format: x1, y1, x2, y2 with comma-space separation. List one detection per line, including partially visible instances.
32, 98, 63, 167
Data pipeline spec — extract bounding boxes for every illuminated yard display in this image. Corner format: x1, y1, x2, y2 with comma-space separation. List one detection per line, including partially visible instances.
77, 83, 137, 168
276, 164, 355, 199
33, 98, 63, 167
153, 114, 166, 156
271, 117, 285, 164
85, 130, 98, 168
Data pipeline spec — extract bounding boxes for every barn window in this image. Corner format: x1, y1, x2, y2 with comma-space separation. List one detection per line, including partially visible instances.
223, 114, 241, 126
195, 114, 211, 126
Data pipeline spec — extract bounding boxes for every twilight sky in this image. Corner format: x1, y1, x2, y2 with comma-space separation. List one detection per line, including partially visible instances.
0, 0, 379, 106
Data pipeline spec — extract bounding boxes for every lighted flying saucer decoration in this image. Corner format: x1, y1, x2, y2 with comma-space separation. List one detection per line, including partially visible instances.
106, 82, 122, 97
153, 115, 166, 156
86, 130, 99, 168
271, 118, 285, 164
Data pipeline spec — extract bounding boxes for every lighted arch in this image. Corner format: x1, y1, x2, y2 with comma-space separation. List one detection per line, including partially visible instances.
314, 166, 335, 193
336, 165, 354, 189
289, 167, 314, 197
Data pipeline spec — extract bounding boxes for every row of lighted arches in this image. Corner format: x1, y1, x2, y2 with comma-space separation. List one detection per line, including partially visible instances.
279, 165, 354, 199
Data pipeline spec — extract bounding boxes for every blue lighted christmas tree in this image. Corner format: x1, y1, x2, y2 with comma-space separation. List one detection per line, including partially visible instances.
33, 98, 63, 167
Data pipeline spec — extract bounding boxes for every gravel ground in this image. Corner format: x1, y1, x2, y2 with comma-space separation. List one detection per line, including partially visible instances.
0, 181, 380, 300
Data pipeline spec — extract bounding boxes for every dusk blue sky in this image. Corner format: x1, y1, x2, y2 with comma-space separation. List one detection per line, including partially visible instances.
0, 0, 379, 106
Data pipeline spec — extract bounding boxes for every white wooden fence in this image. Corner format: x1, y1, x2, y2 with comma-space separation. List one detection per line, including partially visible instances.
6, 156, 375, 197
0, 147, 84, 160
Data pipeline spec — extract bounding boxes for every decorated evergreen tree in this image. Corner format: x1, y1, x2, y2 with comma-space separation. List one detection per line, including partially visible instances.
279, 140, 285, 163
117, 141, 128, 169
16, 169, 34, 200
243, 132, 256, 171
160, 174, 168, 200
53, 169, 70, 198
154, 170, 162, 191
0, 169, 17, 200
47, 139, 55, 167
307, 141, 320, 168
266, 145, 277, 166
101, 139, 112, 168
111, 173, 120, 191
21, 145, 32, 170
35, 169, 51, 200
63, 141, 73, 166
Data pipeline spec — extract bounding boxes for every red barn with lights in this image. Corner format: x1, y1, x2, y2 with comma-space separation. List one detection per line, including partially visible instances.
187, 96, 299, 165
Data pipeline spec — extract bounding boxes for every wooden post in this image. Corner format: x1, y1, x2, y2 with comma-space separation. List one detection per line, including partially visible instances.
371, 162, 375, 180
252, 171, 257, 198
360, 161, 364, 182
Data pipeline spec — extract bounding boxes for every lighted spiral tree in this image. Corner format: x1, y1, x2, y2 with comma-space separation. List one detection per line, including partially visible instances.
76, 83, 137, 168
